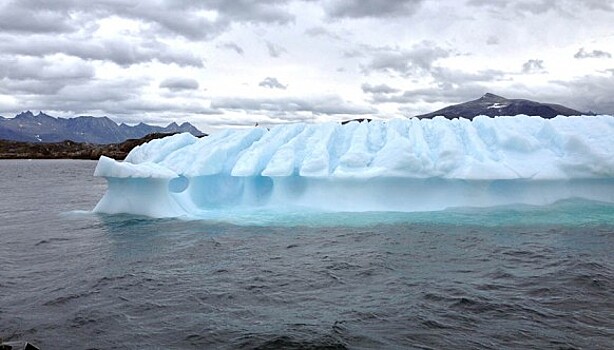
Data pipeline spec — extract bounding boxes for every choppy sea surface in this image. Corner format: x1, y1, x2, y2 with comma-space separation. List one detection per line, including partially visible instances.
1, 159, 613, 349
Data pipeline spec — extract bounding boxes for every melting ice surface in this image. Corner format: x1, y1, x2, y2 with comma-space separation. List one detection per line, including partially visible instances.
93, 115, 614, 219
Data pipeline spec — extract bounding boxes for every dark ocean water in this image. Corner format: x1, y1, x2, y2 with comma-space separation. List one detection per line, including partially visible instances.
1, 159, 613, 349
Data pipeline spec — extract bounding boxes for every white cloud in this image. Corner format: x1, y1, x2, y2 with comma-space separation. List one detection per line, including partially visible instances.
211, 95, 376, 116
0, 0, 612, 129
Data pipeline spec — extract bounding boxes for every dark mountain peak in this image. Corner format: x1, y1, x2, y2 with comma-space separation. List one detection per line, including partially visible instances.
99, 116, 115, 122
16, 111, 34, 119
167, 121, 205, 136
479, 93, 507, 101
35, 111, 55, 119
415, 94, 587, 120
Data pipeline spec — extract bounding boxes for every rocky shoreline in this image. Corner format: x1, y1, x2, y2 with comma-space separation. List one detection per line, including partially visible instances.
0, 133, 180, 160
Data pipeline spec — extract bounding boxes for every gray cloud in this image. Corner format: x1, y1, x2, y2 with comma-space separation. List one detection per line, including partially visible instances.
514, 1, 560, 14
134, 8, 227, 41
0, 56, 95, 95
0, 0, 611, 126
0, 35, 204, 67
2, 75, 220, 121
259, 77, 287, 89
159, 78, 200, 91
102, 99, 219, 116
574, 48, 612, 59
304, 26, 341, 40
369, 84, 488, 105
361, 83, 399, 94
342, 49, 366, 59
0, 81, 63, 96
43, 79, 148, 104
431, 68, 507, 85
486, 36, 499, 45
266, 41, 287, 58
0, 0, 296, 41
0, 3, 75, 33
2, 77, 146, 113
467, 0, 614, 15
361, 41, 451, 76
581, 0, 614, 11
211, 95, 377, 115
550, 74, 614, 114
521, 59, 546, 74
326, 0, 425, 18
212, 0, 295, 24
466, 0, 506, 9
122, 1, 294, 40
0, 57, 95, 81
217, 42, 245, 55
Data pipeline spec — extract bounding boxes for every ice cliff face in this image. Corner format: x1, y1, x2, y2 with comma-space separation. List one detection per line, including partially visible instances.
93, 116, 614, 217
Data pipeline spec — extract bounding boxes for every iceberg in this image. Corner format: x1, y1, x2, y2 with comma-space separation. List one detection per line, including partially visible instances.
93, 115, 614, 218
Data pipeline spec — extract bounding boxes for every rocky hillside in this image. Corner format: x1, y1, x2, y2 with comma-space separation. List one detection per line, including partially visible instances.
0, 132, 192, 160
415, 93, 590, 120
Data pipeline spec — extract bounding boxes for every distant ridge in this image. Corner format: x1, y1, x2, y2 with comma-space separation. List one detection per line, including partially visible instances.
0, 111, 204, 144
0, 132, 184, 160
415, 93, 591, 120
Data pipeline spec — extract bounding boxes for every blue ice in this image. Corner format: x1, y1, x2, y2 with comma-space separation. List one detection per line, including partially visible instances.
93, 116, 614, 218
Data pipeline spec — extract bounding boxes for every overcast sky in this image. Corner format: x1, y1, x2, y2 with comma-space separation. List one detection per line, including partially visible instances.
0, 0, 613, 131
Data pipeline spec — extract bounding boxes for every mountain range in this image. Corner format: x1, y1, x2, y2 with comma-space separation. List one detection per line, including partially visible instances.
415, 93, 591, 120
0, 94, 594, 143
0, 111, 204, 144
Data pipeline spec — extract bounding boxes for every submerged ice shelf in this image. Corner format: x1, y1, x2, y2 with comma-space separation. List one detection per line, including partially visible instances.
93, 115, 614, 218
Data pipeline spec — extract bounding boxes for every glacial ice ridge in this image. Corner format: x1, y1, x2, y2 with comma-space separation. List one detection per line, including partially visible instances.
93, 115, 614, 218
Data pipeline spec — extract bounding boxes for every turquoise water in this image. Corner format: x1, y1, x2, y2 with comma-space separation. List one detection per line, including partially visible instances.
164, 198, 614, 228
1, 160, 613, 349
